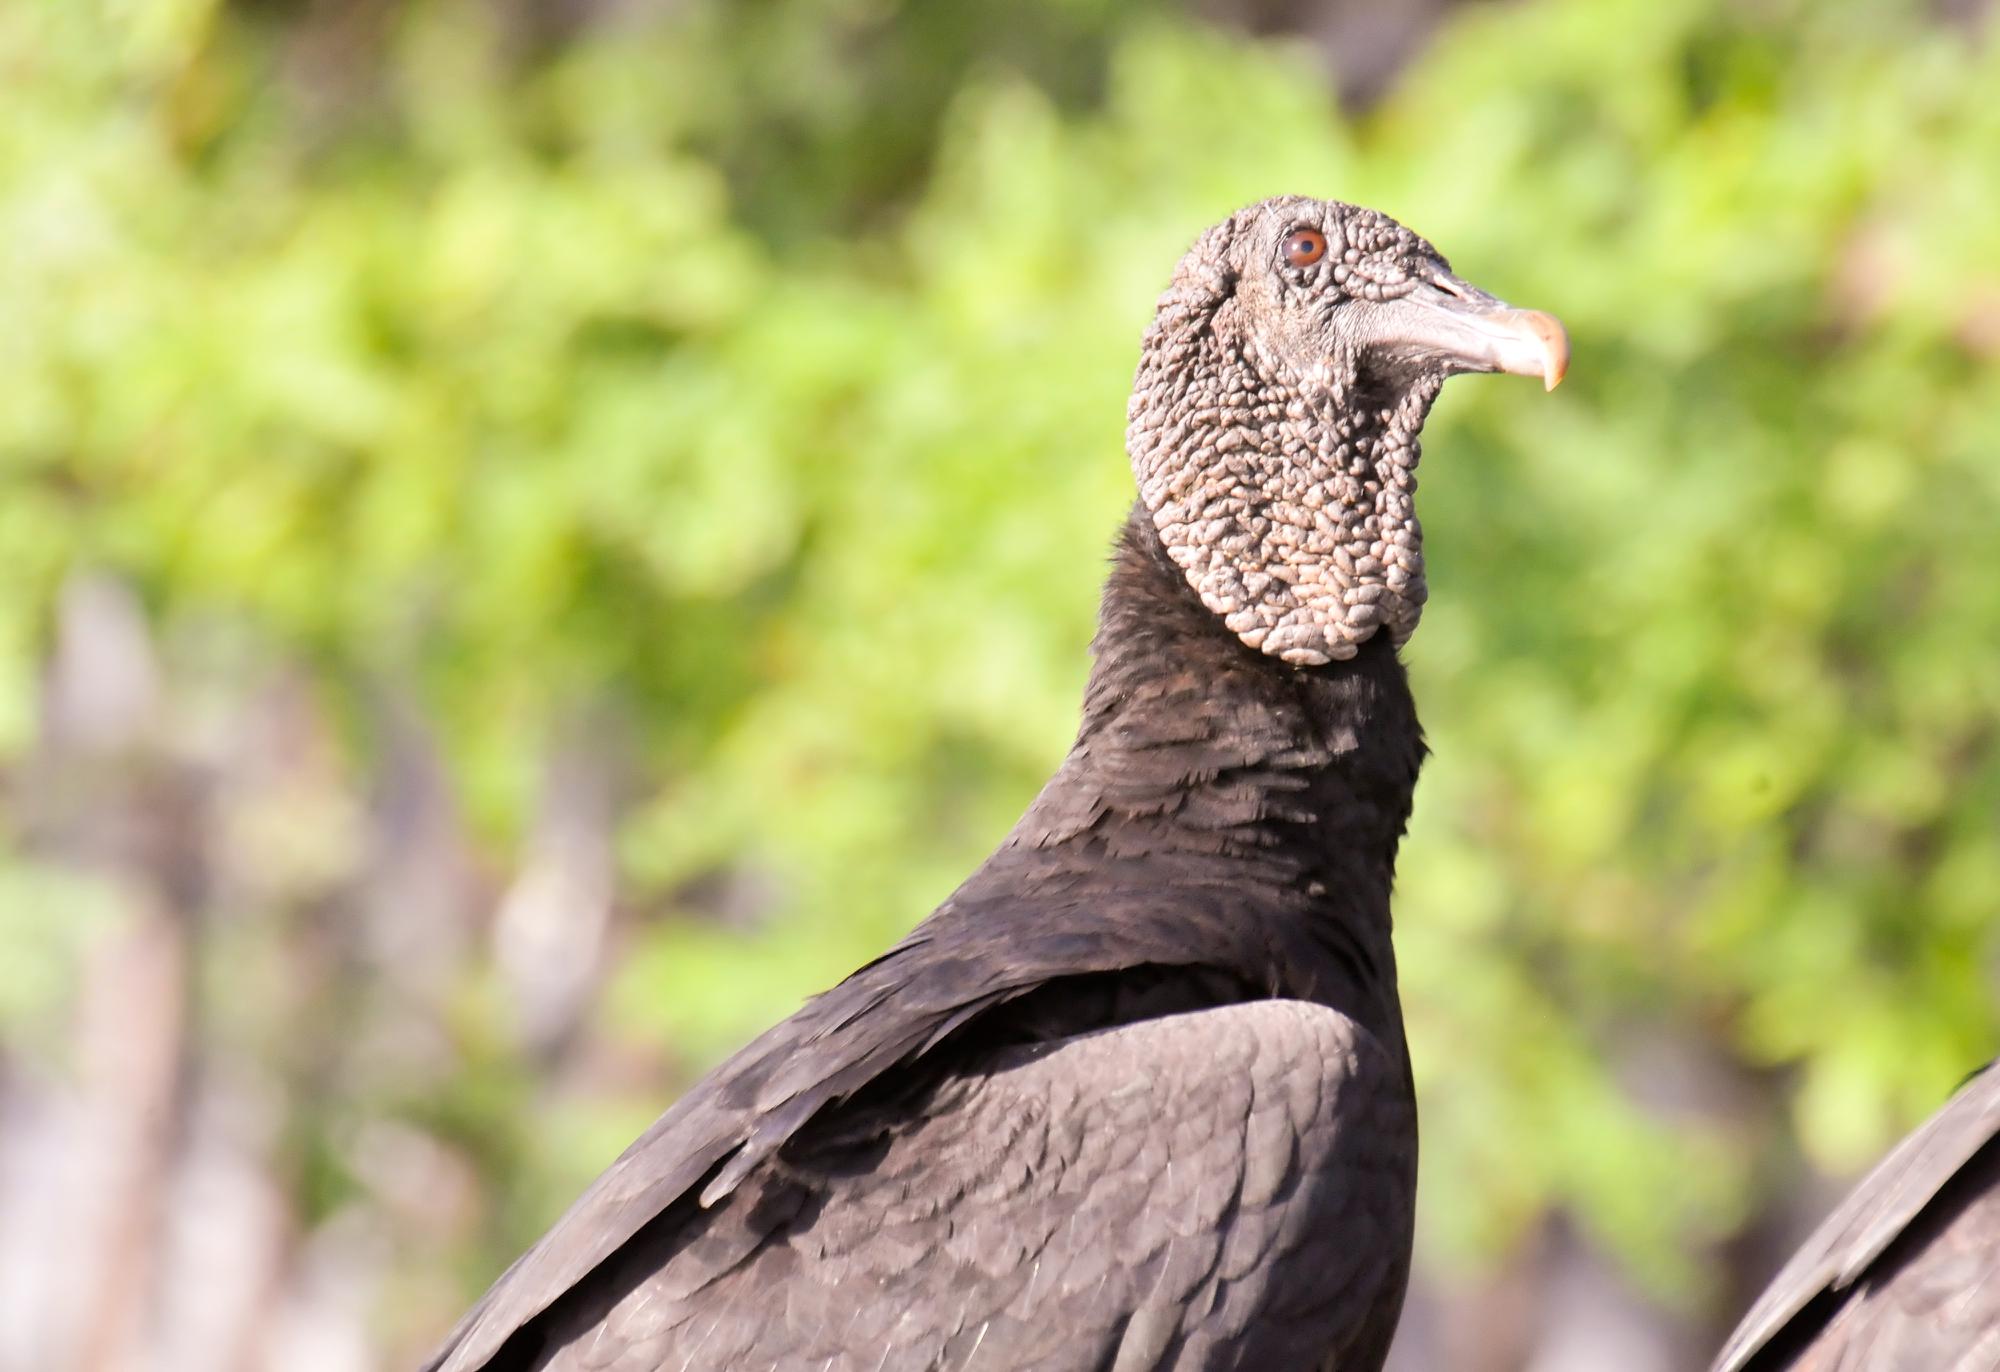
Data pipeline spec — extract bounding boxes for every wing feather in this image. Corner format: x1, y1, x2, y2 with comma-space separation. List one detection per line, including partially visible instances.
525, 999, 1413, 1372
1713, 1061, 2000, 1372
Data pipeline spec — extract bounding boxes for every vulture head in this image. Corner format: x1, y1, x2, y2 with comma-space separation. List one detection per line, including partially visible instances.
1129, 195, 1568, 665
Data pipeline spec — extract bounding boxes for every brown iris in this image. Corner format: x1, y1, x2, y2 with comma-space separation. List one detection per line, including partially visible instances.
1283, 228, 1327, 268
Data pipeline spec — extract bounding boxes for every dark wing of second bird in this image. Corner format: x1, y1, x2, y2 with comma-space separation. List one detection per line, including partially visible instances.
1713, 1060, 2000, 1372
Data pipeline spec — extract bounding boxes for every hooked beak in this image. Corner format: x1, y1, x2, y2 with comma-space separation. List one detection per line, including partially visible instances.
1349, 272, 1569, 392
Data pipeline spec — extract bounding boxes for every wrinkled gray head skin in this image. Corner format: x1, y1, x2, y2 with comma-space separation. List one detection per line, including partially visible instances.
1128, 195, 1565, 665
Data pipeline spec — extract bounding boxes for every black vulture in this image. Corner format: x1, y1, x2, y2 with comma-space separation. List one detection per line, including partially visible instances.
1712, 1060, 2000, 1371
424, 195, 1568, 1372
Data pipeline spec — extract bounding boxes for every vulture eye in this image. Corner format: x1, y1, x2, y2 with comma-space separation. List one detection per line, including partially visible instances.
1283, 228, 1327, 268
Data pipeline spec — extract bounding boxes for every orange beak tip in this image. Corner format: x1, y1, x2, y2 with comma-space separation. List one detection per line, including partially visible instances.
1530, 312, 1570, 392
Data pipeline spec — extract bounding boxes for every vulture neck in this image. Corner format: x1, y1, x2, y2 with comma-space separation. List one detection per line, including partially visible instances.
1013, 504, 1424, 1047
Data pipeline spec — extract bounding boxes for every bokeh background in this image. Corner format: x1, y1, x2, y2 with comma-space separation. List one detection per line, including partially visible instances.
4, 0, 1999, 1367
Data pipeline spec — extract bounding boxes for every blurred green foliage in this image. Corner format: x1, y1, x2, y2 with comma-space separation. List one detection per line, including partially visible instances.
4, 0, 2000, 1342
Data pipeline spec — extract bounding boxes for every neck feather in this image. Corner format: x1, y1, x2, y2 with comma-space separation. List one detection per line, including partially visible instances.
1003, 508, 1425, 1038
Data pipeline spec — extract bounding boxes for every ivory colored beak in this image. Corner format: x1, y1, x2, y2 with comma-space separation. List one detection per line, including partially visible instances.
1351, 277, 1570, 392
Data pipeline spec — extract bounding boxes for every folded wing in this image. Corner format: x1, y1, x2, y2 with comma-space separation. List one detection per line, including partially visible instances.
510, 999, 1411, 1372
1713, 1062, 2000, 1372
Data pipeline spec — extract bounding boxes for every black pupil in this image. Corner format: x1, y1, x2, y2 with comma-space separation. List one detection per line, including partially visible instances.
1292, 234, 1318, 260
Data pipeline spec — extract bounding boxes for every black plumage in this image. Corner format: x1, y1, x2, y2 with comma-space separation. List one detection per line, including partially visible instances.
424, 195, 1568, 1372
1713, 1061, 2000, 1372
